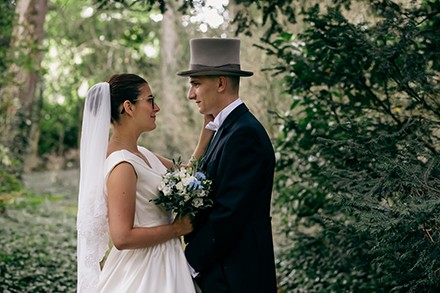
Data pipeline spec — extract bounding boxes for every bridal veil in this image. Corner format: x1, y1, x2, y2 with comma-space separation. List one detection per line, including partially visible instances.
77, 82, 111, 292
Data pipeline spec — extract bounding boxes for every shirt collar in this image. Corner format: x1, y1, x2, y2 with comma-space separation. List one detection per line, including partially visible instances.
206, 98, 243, 131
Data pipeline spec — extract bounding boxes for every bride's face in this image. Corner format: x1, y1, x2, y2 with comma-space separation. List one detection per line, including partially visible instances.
132, 84, 160, 132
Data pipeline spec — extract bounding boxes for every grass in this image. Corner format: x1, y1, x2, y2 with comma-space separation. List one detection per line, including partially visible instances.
0, 191, 77, 292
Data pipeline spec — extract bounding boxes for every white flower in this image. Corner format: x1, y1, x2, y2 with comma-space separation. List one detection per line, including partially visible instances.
192, 198, 203, 208
178, 167, 187, 178
162, 186, 172, 196
158, 182, 166, 191
176, 182, 184, 191
182, 175, 196, 186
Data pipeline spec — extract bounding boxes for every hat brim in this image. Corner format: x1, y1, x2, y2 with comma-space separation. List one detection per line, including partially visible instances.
177, 68, 253, 77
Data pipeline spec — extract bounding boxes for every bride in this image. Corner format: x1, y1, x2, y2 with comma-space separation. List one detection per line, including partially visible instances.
77, 73, 213, 292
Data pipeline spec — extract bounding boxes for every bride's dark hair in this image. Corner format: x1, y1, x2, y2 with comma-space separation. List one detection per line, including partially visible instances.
108, 73, 148, 123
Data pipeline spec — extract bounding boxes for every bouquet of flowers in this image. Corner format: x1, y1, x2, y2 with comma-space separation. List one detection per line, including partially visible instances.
153, 159, 213, 216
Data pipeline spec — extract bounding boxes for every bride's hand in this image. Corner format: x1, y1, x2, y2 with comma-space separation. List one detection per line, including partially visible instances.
189, 114, 215, 164
203, 114, 215, 127
172, 215, 193, 237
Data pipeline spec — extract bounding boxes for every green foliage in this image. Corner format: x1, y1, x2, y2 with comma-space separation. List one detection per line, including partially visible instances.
0, 1, 18, 176
0, 193, 77, 292
39, 100, 81, 155
276, 222, 383, 292
0, 0, 15, 82
96, 0, 168, 12
231, 0, 440, 292
317, 120, 440, 292
234, 0, 299, 38
276, 120, 440, 292
0, 169, 24, 214
0, 169, 22, 194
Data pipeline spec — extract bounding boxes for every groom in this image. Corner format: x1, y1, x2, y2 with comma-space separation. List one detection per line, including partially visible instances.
178, 38, 277, 293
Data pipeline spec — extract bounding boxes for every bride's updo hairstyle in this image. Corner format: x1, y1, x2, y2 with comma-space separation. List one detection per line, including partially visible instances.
108, 73, 148, 123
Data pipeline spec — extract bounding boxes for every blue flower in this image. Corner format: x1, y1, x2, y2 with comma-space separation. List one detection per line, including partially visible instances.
189, 180, 201, 190
195, 171, 206, 180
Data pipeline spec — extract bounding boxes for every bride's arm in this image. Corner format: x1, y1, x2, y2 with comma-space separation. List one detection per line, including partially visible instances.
106, 162, 192, 250
190, 114, 215, 161
154, 114, 215, 169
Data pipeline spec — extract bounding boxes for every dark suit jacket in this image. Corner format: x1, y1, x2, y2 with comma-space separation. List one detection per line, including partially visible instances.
185, 104, 277, 293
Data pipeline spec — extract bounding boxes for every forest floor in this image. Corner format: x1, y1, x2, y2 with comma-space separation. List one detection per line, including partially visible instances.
22, 168, 80, 201
1, 169, 78, 292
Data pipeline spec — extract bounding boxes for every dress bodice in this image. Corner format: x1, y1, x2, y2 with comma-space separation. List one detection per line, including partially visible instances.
104, 147, 171, 227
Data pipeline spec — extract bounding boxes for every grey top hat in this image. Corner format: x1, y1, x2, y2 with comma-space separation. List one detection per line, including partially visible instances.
177, 38, 253, 77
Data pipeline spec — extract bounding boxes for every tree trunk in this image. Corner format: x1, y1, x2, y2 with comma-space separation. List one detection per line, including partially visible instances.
161, 2, 179, 115
0, 0, 48, 177
158, 2, 198, 159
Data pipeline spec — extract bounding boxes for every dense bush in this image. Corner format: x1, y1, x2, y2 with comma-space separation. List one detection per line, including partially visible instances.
275, 120, 440, 292
231, 0, 440, 291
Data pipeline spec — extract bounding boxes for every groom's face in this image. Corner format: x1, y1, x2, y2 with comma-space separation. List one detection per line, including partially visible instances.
187, 76, 221, 117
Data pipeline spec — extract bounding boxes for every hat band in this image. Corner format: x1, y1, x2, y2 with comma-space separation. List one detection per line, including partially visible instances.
189, 63, 241, 70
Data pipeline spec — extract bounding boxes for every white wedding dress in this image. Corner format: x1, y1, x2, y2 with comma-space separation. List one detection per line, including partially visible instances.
95, 146, 196, 293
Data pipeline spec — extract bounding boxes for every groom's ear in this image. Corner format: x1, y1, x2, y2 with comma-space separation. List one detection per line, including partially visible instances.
217, 76, 227, 93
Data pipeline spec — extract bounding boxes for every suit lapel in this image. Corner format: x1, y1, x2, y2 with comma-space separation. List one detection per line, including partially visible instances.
201, 104, 249, 168
203, 128, 224, 164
